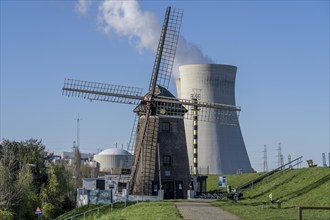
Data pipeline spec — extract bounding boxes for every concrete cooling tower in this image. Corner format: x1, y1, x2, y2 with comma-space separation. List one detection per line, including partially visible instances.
176, 64, 253, 174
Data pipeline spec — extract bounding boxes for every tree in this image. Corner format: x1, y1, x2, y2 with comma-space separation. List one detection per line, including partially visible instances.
40, 163, 67, 218
0, 140, 35, 218
73, 147, 82, 189
0, 139, 78, 219
17, 139, 48, 194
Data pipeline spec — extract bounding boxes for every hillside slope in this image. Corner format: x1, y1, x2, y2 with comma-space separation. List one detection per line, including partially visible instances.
212, 167, 330, 220
56, 168, 329, 220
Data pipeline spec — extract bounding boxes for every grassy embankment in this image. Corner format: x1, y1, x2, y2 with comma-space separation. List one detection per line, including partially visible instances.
56, 167, 330, 220
55, 201, 181, 220
209, 167, 330, 220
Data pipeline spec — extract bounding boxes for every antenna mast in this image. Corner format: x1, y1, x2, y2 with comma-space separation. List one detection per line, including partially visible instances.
75, 113, 82, 149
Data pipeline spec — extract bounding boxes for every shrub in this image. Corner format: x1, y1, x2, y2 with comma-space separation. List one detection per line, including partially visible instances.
0, 209, 14, 220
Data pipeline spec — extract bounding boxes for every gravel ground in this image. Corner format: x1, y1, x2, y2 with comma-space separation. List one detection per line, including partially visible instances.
175, 200, 241, 220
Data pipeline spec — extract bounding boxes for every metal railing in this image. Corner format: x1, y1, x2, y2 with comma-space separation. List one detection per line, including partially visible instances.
237, 156, 303, 192
64, 204, 113, 220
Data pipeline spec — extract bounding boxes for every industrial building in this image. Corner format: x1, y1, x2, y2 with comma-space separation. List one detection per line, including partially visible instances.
93, 148, 133, 174
176, 64, 253, 174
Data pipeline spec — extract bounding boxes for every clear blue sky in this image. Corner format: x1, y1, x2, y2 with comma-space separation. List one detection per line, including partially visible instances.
1, 0, 329, 172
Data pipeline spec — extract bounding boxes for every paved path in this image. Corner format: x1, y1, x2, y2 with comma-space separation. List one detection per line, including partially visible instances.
175, 200, 240, 220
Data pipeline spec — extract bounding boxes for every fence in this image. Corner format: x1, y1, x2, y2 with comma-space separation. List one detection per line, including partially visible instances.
64, 204, 112, 220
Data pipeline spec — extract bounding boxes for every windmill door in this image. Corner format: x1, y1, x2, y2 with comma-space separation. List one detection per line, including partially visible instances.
163, 181, 174, 199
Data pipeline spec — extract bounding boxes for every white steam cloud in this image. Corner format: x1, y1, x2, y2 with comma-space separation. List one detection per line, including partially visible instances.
174, 37, 214, 76
98, 1, 160, 52
75, 0, 214, 77
75, 0, 92, 15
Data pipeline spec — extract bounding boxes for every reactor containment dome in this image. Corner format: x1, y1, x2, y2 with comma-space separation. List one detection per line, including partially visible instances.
176, 64, 253, 174
94, 148, 133, 174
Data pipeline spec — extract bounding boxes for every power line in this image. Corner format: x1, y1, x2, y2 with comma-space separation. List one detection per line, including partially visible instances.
322, 153, 327, 167
277, 142, 283, 168
263, 145, 268, 172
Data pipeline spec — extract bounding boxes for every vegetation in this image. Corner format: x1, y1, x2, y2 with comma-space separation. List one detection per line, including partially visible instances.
2, 138, 328, 220
98, 201, 181, 220
207, 172, 265, 193
56, 201, 181, 220
211, 167, 330, 220
55, 204, 108, 220
58, 167, 329, 220
40, 163, 69, 218
0, 209, 14, 220
0, 139, 78, 219
0, 139, 47, 219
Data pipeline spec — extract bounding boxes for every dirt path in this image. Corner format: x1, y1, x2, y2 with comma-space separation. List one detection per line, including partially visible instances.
175, 200, 241, 220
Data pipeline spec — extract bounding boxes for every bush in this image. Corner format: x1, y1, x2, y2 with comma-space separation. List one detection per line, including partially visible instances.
0, 209, 14, 220
42, 203, 63, 219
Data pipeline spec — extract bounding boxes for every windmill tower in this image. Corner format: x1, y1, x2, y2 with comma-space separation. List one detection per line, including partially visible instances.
62, 7, 241, 199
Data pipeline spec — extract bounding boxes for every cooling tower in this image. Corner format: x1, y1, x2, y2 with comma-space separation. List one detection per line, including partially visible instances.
176, 64, 253, 174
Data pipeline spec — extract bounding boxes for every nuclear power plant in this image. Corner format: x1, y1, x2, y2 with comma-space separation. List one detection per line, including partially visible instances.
63, 7, 251, 200
176, 64, 253, 174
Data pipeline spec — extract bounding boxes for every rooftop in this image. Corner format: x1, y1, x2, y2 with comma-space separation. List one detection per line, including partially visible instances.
98, 148, 131, 156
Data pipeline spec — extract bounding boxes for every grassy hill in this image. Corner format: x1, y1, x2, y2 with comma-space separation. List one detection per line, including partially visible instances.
55, 201, 180, 220
56, 167, 329, 220
211, 167, 330, 219
207, 171, 265, 192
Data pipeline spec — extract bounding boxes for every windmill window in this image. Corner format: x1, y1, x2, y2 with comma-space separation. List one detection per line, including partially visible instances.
165, 170, 171, 177
163, 155, 172, 166
160, 122, 171, 132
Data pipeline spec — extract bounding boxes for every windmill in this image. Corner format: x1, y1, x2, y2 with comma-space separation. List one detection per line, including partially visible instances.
63, 7, 240, 199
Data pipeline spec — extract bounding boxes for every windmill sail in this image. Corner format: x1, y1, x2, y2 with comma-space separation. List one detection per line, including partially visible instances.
130, 116, 159, 195
63, 79, 143, 105
129, 7, 184, 196
149, 7, 183, 92
154, 96, 240, 125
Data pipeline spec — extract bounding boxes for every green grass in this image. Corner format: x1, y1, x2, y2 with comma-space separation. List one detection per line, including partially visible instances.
55, 201, 180, 220
97, 201, 181, 220
207, 172, 265, 192
56, 167, 330, 220
55, 204, 113, 220
211, 167, 330, 220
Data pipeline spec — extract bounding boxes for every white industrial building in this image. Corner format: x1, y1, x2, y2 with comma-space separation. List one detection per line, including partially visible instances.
93, 148, 133, 174
176, 64, 253, 174
51, 151, 95, 166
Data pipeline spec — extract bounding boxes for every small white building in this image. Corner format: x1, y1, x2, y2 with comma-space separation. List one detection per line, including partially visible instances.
93, 148, 133, 174
77, 174, 130, 206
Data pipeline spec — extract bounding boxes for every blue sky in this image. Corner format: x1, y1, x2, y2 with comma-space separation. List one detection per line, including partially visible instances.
1, 0, 329, 172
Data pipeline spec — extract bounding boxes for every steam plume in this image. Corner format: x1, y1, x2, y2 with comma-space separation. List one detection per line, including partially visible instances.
98, 1, 160, 52
174, 37, 214, 76
76, 0, 214, 76
75, 0, 92, 15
